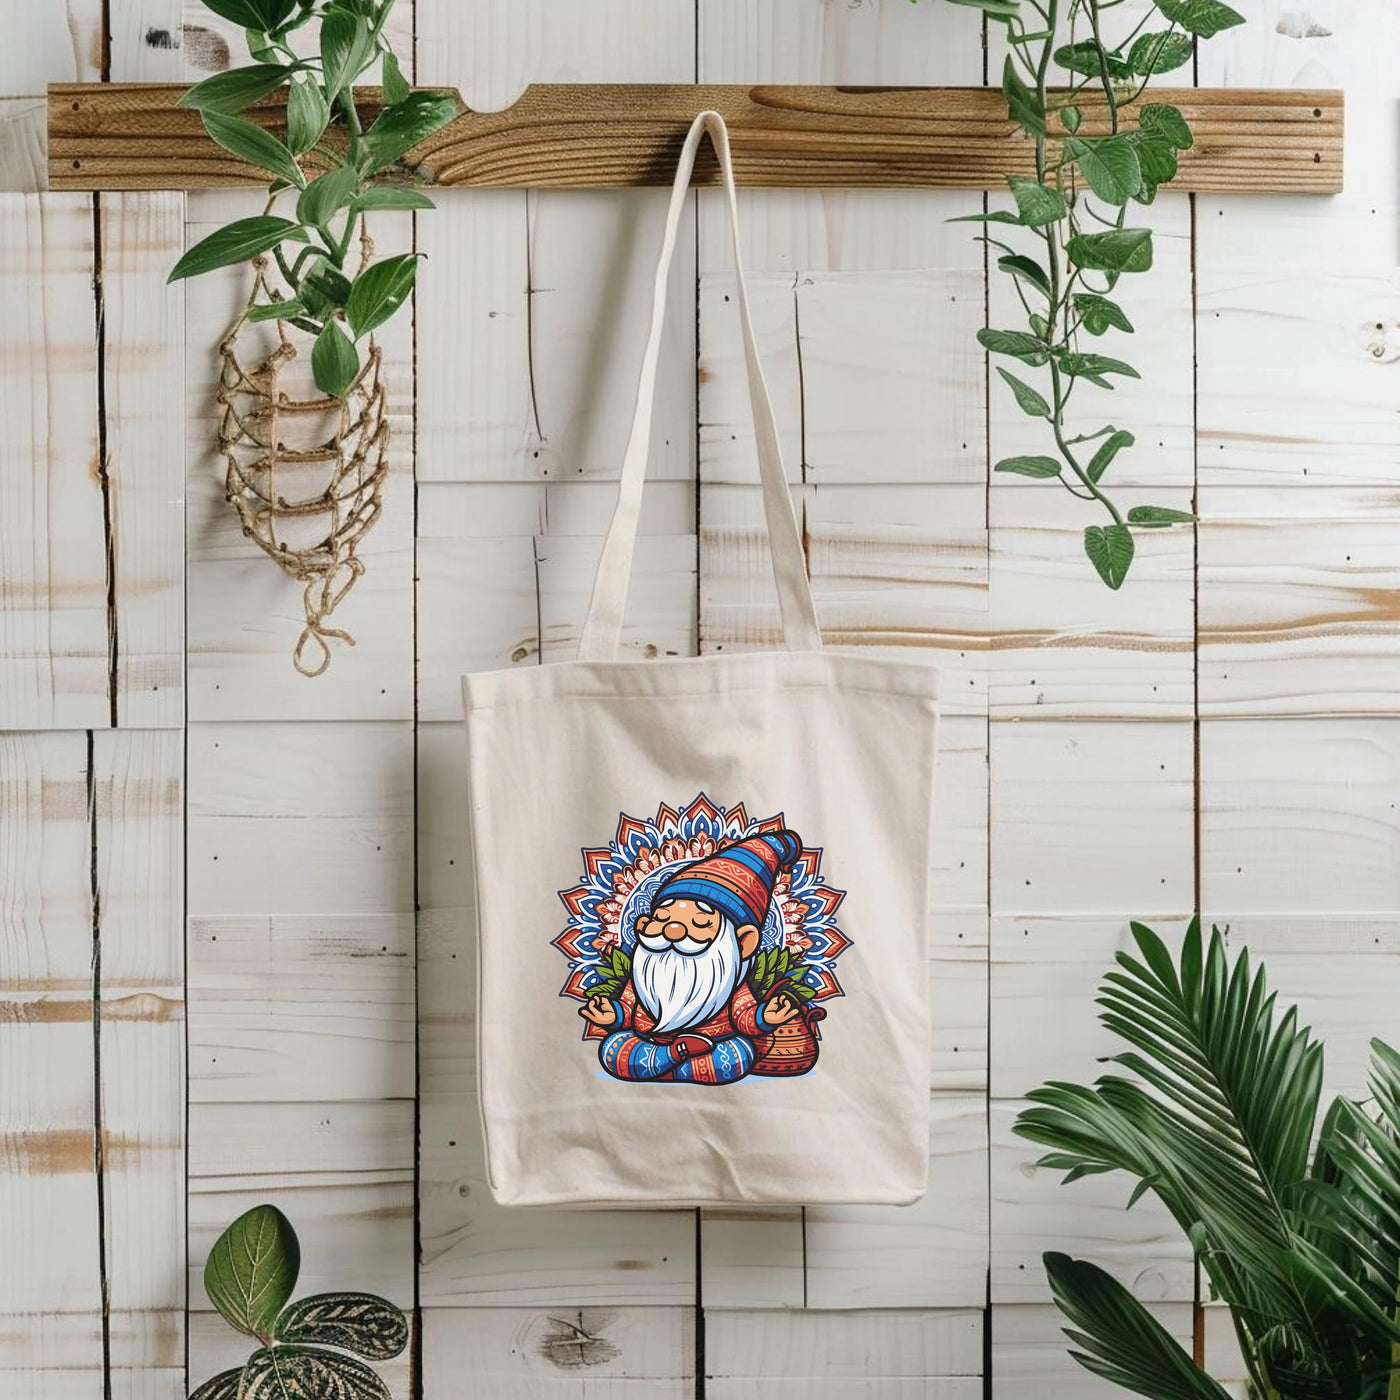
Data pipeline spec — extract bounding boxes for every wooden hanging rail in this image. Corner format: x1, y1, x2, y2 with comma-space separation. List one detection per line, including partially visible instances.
47, 82, 1342, 194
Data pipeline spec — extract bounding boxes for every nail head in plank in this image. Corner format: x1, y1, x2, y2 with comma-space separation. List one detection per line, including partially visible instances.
47, 83, 1343, 194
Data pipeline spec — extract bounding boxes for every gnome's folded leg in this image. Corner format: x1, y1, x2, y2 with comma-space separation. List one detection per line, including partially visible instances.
671, 1034, 757, 1085
599, 1031, 687, 1081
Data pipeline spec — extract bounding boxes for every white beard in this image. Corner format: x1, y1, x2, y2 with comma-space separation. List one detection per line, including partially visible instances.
632, 917, 746, 1035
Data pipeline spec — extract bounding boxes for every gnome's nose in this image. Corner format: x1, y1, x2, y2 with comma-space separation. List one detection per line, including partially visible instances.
664, 921, 689, 942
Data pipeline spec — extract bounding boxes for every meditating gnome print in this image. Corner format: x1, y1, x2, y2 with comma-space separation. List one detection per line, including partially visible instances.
554, 795, 850, 1086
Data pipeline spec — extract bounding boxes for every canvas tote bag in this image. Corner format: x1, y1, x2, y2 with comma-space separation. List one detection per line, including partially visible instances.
464, 111, 941, 1207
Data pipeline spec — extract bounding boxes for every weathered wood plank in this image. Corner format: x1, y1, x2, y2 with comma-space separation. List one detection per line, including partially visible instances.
100, 193, 185, 726
421, 1305, 693, 1398
92, 729, 185, 1376
0, 732, 104, 1385
48, 83, 1344, 193
0, 196, 108, 729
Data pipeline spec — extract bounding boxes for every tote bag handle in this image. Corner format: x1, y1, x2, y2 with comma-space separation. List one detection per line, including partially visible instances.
577, 110, 822, 662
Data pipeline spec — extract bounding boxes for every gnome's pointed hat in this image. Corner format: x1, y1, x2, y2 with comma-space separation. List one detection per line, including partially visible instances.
652, 829, 802, 931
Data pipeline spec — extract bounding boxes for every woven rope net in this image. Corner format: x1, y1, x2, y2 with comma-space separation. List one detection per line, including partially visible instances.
216, 258, 389, 677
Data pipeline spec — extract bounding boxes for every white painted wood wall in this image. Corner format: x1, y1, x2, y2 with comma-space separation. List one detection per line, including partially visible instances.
1, 0, 1396, 1395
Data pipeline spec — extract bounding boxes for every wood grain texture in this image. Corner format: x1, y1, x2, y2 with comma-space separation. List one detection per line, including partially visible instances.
47, 81, 1344, 193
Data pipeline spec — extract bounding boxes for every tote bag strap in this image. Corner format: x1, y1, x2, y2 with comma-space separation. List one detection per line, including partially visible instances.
577, 110, 822, 662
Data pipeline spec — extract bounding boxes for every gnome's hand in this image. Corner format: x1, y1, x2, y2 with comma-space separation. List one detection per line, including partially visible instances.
763, 992, 802, 1027
579, 994, 618, 1028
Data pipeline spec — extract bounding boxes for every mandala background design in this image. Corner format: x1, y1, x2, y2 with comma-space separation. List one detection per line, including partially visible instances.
554, 794, 850, 1040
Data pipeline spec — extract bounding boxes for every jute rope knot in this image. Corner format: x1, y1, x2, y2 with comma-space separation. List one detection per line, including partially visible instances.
216, 252, 389, 677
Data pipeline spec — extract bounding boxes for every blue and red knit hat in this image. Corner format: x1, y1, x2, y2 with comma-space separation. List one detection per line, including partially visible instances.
652, 829, 802, 931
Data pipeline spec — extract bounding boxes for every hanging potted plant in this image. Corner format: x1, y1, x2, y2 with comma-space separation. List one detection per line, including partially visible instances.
170, 0, 456, 675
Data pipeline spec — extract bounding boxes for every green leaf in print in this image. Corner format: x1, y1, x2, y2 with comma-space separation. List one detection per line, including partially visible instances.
1066, 228, 1153, 274
1053, 40, 1132, 80
1001, 56, 1045, 136
979, 328, 1051, 366
1128, 30, 1193, 75
381, 50, 412, 107
321, 7, 374, 98
1007, 175, 1066, 228
1087, 430, 1134, 483
1154, 0, 1245, 38
1083, 523, 1136, 589
351, 187, 437, 213
361, 92, 459, 174
239, 1346, 391, 1400
1057, 352, 1140, 387
297, 162, 360, 232
346, 253, 420, 337
996, 366, 1051, 419
168, 216, 307, 282
285, 77, 331, 156
199, 0, 294, 28
312, 319, 361, 397
996, 254, 1052, 299
1127, 504, 1195, 526
1064, 135, 1142, 206
994, 456, 1063, 479
1073, 294, 1134, 336
202, 1203, 300, 1341
201, 110, 305, 188
274, 1292, 410, 1359
177, 64, 292, 116
1139, 103, 1194, 150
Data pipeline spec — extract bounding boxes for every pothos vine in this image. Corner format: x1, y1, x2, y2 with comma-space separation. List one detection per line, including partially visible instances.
930, 0, 1244, 588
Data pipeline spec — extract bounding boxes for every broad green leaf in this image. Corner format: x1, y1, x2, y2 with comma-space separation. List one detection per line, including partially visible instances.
199, 0, 295, 28
1154, 0, 1246, 38
312, 319, 361, 397
1002, 56, 1045, 137
285, 77, 330, 156
246, 298, 305, 323
304, 263, 352, 307
351, 187, 436, 213
1127, 504, 1195, 526
1007, 174, 1066, 227
240, 1346, 391, 1400
1087, 429, 1134, 482
994, 455, 1062, 478
168, 216, 307, 281
1059, 104, 1082, 134
202, 1203, 300, 1340
1067, 227, 1153, 273
177, 64, 291, 116
1132, 134, 1179, 202
346, 253, 420, 337
947, 209, 1027, 226
1065, 135, 1142, 206
978, 327, 1050, 366
321, 8, 374, 98
1140, 103, 1194, 150
1059, 352, 1140, 386
1073, 294, 1134, 335
997, 253, 1052, 298
996, 366, 1051, 419
1128, 30, 1194, 74
297, 162, 360, 231
275, 1292, 410, 1359
362, 92, 459, 174
382, 49, 412, 107
1054, 40, 1132, 79
1084, 523, 1135, 589
201, 109, 305, 188
188, 1368, 242, 1400
1044, 1254, 1233, 1399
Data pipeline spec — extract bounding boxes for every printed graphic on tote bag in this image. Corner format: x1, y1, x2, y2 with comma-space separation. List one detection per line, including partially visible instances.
554, 794, 848, 1085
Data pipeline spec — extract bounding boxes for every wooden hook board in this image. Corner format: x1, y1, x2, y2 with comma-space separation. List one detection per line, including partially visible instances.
47, 82, 1342, 194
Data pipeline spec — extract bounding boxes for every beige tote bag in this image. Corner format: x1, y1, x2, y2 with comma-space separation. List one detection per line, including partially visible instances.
464, 111, 940, 1207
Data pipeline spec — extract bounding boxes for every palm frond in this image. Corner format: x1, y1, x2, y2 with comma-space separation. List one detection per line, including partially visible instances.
1043, 1252, 1233, 1400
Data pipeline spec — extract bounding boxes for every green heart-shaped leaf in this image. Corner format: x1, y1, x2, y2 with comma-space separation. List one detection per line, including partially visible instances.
312, 320, 361, 397
1084, 523, 1136, 589
240, 1346, 391, 1400
203, 1203, 300, 1341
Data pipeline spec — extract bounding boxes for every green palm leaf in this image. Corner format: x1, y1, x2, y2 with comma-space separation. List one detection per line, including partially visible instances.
1044, 1252, 1232, 1400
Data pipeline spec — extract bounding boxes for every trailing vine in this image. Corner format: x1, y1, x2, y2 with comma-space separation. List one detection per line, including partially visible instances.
169, 0, 455, 396
930, 0, 1244, 587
